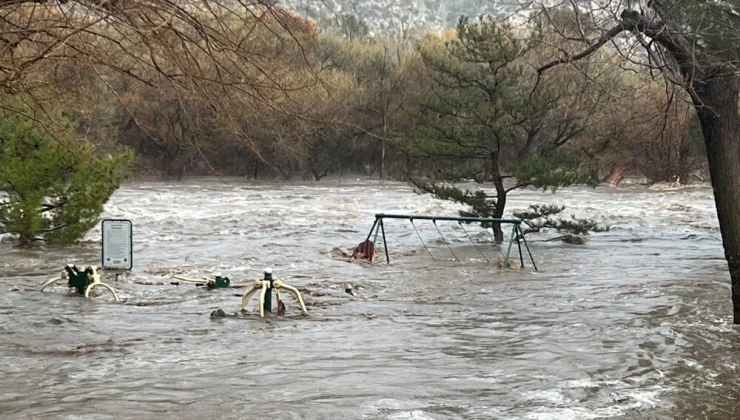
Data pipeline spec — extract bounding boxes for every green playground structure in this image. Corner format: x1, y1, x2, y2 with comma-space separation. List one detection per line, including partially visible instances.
364, 213, 537, 270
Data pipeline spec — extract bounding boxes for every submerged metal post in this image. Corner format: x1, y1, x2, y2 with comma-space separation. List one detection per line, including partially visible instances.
503, 224, 517, 267
364, 217, 379, 243
262, 269, 273, 314
380, 218, 390, 264
516, 224, 525, 268
519, 225, 538, 271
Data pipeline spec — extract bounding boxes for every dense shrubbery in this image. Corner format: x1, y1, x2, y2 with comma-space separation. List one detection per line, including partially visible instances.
0, 3, 705, 183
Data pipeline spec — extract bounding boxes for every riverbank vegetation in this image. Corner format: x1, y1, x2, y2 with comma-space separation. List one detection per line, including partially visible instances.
0, 2, 706, 184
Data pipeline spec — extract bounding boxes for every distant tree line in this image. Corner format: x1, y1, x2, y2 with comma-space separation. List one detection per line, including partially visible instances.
0, 2, 705, 246
0, 3, 706, 184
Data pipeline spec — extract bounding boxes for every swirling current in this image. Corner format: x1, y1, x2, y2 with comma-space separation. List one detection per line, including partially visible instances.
0, 178, 738, 419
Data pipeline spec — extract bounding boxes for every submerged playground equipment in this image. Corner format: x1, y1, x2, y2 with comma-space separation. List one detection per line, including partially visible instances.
171, 268, 309, 317
241, 268, 308, 317
38, 219, 130, 303
40, 264, 121, 302
172, 274, 232, 289
364, 213, 537, 270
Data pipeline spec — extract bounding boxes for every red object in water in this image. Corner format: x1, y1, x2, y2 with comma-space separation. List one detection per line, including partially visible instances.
351, 240, 376, 263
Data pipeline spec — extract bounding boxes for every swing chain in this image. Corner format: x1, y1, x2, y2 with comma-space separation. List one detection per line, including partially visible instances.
457, 221, 490, 264
432, 219, 459, 261
411, 218, 436, 261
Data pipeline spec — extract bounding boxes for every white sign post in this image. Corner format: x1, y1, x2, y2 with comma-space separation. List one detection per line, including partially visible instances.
101, 219, 133, 270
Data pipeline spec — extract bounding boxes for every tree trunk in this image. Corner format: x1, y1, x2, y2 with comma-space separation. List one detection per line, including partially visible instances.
308, 163, 321, 181
491, 153, 506, 243
380, 138, 386, 179
609, 167, 624, 186
693, 74, 740, 323
380, 111, 387, 179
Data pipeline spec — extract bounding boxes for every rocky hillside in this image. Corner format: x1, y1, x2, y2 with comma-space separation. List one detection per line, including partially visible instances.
279, 0, 525, 34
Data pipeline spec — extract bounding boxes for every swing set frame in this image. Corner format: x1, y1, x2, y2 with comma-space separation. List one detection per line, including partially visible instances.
364, 213, 537, 270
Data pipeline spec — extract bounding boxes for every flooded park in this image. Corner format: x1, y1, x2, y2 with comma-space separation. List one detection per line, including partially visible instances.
0, 178, 738, 419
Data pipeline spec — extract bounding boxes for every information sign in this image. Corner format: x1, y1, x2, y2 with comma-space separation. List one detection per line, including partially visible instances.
101, 219, 133, 270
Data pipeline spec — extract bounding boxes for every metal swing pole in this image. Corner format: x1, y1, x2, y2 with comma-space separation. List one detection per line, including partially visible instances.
515, 222, 525, 268
503, 224, 517, 267
364, 217, 379, 243
380, 218, 390, 264
373, 221, 381, 244
519, 224, 538, 271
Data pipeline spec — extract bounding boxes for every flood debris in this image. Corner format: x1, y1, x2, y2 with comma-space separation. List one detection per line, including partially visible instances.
495, 256, 520, 270
208, 306, 307, 319
210, 308, 227, 318
562, 234, 586, 245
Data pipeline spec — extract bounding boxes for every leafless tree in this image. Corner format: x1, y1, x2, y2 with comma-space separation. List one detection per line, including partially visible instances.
0, 0, 320, 163
536, 0, 740, 323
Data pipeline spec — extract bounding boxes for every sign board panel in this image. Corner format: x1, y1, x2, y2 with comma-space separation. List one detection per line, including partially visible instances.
101, 219, 133, 270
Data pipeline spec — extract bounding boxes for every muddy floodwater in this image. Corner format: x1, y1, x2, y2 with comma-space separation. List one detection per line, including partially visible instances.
1, 178, 738, 420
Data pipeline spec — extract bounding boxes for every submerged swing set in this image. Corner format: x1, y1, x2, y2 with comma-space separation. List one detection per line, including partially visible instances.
364, 213, 537, 270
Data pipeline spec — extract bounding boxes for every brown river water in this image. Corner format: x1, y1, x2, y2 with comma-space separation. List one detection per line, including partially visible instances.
0, 178, 738, 420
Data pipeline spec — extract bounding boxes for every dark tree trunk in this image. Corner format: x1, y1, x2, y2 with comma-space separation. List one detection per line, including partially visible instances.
491, 153, 506, 243
308, 162, 328, 181
380, 138, 386, 179
252, 160, 259, 180
693, 74, 740, 323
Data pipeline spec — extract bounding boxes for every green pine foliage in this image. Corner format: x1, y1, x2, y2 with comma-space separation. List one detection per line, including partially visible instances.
512, 204, 608, 237
0, 106, 133, 245
407, 17, 522, 167
411, 179, 606, 241
410, 178, 500, 228
407, 17, 605, 242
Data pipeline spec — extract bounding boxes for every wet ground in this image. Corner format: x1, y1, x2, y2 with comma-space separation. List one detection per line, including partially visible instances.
0, 178, 738, 419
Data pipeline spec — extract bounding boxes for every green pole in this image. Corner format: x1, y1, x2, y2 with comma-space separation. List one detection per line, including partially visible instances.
263, 272, 273, 313
380, 219, 390, 264
263, 284, 272, 313
516, 225, 525, 268
503, 224, 517, 267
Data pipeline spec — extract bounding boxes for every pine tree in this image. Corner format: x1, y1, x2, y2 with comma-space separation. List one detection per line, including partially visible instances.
0, 105, 133, 245
406, 17, 602, 242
